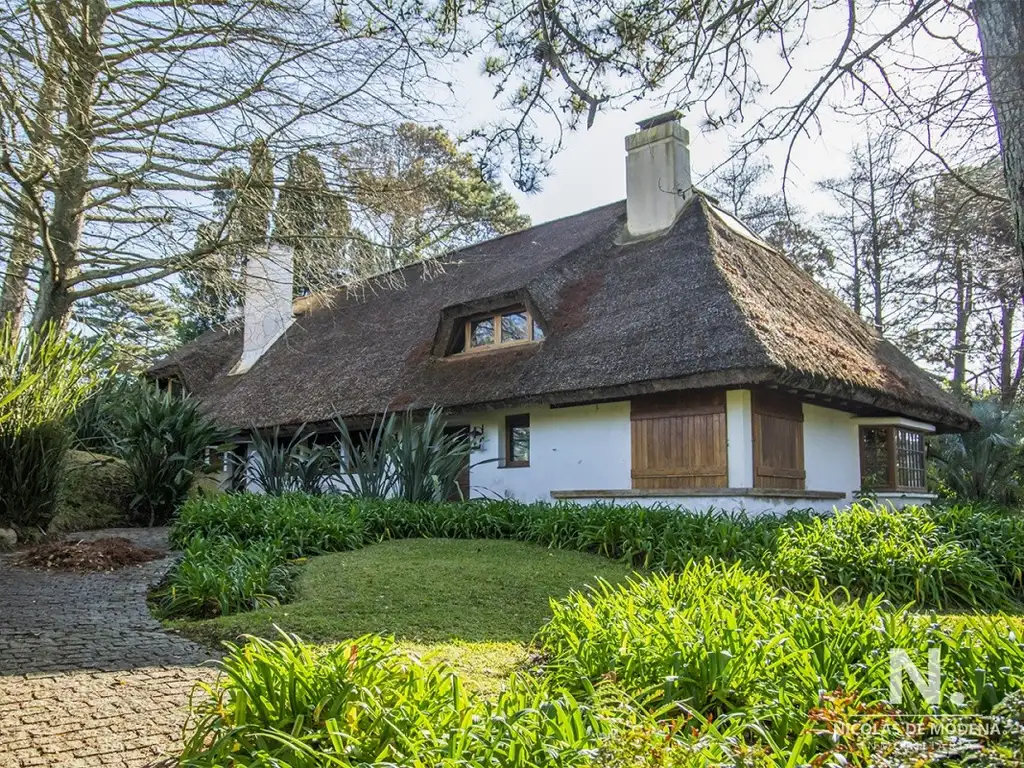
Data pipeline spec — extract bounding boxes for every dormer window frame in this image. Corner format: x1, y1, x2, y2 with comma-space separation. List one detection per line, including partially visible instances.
457, 305, 544, 354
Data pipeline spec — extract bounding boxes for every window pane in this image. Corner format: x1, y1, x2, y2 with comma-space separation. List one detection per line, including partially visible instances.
895, 429, 926, 489
470, 317, 494, 347
859, 427, 889, 489
501, 312, 528, 342
510, 426, 530, 463
506, 414, 530, 465
533, 321, 545, 341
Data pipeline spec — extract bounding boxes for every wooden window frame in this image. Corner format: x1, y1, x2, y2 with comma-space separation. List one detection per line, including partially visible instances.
858, 425, 927, 492
460, 306, 543, 354
503, 413, 530, 468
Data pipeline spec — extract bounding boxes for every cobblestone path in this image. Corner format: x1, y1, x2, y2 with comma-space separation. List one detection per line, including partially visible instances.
0, 529, 216, 767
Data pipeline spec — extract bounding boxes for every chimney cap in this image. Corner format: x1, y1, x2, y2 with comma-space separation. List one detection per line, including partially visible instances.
635, 110, 683, 130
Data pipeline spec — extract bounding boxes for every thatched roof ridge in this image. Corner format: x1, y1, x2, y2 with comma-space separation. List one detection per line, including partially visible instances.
150, 195, 973, 431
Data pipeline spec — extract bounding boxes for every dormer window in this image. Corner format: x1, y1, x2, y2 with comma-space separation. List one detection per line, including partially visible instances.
451, 306, 544, 354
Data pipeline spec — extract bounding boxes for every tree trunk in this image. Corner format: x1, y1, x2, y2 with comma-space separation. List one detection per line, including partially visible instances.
951, 252, 972, 392
29, 0, 106, 332
998, 295, 1018, 403
1, 36, 59, 335
0, 220, 34, 332
975, 0, 1024, 270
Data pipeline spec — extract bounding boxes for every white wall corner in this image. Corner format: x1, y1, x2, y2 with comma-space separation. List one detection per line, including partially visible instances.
726, 389, 754, 488
230, 242, 295, 375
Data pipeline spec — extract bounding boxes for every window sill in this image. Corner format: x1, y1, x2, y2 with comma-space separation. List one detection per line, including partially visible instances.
860, 488, 934, 497
550, 488, 847, 500
501, 461, 530, 469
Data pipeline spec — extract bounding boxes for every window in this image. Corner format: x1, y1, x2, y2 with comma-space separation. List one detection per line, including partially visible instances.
859, 426, 927, 491
504, 414, 530, 467
470, 317, 495, 348
457, 306, 544, 354
157, 376, 184, 397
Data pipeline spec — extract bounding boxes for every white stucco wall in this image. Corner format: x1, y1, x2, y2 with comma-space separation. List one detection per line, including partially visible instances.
726, 390, 754, 487
802, 403, 861, 498
467, 402, 632, 502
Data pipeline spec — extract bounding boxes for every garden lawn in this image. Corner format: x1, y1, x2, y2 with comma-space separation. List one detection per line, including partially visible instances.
170, 538, 635, 693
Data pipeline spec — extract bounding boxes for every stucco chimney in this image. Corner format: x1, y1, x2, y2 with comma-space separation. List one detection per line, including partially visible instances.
625, 111, 693, 238
230, 242, 294, 375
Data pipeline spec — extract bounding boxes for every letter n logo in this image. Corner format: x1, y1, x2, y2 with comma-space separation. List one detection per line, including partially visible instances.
890, 648, 941, 706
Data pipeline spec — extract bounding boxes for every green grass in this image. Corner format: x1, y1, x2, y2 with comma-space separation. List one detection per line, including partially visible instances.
172, 538, 634, 692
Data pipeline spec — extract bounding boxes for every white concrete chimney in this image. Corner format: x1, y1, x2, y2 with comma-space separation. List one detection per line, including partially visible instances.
230, 242, 294, 375
625, 111, 693, 238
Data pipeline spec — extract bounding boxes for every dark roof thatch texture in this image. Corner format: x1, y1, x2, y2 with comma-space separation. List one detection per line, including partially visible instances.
150, 196, 973, 431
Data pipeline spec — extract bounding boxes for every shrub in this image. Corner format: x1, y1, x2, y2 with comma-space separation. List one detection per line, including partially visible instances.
538, 561, 1024, 740
49, 451, 133, 533
114, 385, 230, 526
68, 375, 147, 454
153, 535, 294, 618
334, 406, 471, 501
170, 494, 1024, 612
0, 326, 103, 533
246, 425, 337, 496
170, 493, 364, 557
181, 632, 629, 767
930, 502, 1024, 590
932, 397, 1024, 504
772, 502, 1008, 609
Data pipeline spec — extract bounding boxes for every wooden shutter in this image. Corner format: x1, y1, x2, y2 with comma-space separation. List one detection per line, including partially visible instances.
752, 391, 805, 490
630, 390, 727, 489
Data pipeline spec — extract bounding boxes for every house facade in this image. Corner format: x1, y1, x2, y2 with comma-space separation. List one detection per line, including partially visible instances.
150, 113, 973, 514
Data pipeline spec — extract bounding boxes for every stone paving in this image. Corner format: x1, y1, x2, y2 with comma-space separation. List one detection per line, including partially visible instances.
0, 529, 218, 768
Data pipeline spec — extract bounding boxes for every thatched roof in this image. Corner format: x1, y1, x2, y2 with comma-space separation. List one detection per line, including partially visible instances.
150, 195, 973, 431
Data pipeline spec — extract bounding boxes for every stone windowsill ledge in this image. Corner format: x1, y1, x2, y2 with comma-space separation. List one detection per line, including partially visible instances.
550, 488, 847, 501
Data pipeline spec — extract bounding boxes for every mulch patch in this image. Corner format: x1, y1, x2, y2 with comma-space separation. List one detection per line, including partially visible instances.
14, 537, 165, 572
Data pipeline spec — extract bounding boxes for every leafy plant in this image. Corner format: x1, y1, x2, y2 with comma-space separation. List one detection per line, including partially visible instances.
390, 406, 471, 502
0, 325, 104, 533
246, 425, 336, 495
772, 502, 1008, 610
170, 495, 1024, 612
332, 406, 471, 501
932, 397, 1024, 505
538, 561, 1024, 740
114, 384, 230, 526
181, 631, 627, 767
154, 534, 293, 618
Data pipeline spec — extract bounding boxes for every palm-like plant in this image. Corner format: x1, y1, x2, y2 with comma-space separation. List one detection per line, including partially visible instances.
246, 425, 337, 496
390, 407, 470, 502
333, 407, 471, 501
931, 397, 1024, 504
333, 413, 396, 499
115, 385, 231, 526
0, 325, 104, 533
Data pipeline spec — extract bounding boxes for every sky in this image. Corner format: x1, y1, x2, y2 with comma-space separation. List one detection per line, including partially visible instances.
433, 47, 862, 227
427, 3, 983, 228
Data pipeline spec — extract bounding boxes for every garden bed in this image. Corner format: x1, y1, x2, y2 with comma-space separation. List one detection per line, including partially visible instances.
162, 494, 1024, 766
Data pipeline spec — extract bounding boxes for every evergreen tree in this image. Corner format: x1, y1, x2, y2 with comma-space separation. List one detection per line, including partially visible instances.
73, 288, 180, 371
275, 152, 351, 295
344, 123, 530, 270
